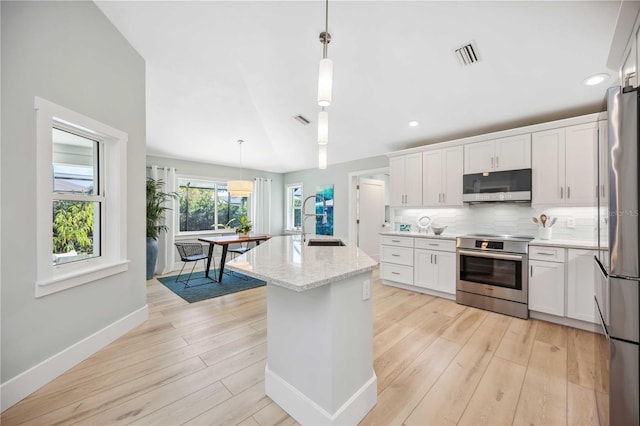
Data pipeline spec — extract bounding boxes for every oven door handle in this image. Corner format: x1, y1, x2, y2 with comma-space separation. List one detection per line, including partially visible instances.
457, 249, 524, 262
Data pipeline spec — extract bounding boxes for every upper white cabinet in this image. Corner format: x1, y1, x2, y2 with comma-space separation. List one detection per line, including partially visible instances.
422, 146, 463, 207
532, 122, 598, 206
464, 134, 531, 174
389, 153, 422, 206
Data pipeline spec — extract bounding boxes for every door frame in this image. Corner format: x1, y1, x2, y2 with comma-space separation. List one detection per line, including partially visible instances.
347, 167, 389, 249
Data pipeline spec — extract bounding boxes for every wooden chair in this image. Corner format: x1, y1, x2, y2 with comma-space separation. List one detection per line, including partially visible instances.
174, 242, 211, 288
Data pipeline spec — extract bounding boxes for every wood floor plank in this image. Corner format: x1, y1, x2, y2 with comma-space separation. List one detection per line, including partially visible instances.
251, 401, 294, 425
439, 307, 488, 345
183, 381, 271, 426
512, 339, 568, 426
568, 327, 597, 390
495, 316, 538, 366
404, 312, 510, 426
535, 319, 568, 348
198, 328, 267, 367
20, 357, 207, 426
361, 337, 461, 426
568, 382, 600, 426
373, 322, 414, 358
458, 356, 527, 426
222, 359, 268, 395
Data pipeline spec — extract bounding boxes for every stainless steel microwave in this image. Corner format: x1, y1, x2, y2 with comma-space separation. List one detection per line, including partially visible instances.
462, 168, 532, 203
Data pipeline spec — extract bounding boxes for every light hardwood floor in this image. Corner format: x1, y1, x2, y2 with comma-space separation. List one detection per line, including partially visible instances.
1, 269, 608, 425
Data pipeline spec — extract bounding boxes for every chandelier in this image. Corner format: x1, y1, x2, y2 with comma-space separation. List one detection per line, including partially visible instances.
227, 140, 253, 197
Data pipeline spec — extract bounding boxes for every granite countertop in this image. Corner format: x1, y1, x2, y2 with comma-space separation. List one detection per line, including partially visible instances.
379, 231, 459, 241
225, 235, 378, 292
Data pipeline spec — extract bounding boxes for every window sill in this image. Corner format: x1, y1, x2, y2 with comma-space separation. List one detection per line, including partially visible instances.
176, 229, 236, 238
36, 260, 130, 297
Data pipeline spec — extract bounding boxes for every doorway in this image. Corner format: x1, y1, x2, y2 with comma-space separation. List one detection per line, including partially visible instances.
348, 168, 389, 261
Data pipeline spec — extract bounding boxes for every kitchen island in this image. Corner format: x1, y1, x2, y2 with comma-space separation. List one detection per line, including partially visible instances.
226, 235, 378, 425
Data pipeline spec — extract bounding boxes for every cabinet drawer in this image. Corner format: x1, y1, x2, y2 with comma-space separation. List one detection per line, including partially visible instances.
381, 245, 414, 266
380, 235, 414, 247
529, 245, 565, 262
380, 262, 414, 285
414, 238, 456, 252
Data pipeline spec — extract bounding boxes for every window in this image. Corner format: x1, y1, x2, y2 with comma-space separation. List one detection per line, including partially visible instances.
178, 178, 249, 232
35, 97, 128, 297
285, 183, 303, 231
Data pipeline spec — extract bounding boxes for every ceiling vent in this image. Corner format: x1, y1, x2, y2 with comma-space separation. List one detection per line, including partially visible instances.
293, 114, 311, 125
454, 41, 480, 66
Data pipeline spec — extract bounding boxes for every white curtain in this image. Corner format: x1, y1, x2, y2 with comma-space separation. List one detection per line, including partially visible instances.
150, 165, 177, 274
250, 177, 272, 234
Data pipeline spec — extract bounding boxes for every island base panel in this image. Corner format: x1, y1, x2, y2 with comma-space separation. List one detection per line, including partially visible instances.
265, 271, 377, 424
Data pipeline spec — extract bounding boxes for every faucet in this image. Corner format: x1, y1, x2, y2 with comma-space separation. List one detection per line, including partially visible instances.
301, 194, 327, 242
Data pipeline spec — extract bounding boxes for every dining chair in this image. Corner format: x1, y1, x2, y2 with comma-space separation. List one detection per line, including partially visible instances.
174, 242, 211, 288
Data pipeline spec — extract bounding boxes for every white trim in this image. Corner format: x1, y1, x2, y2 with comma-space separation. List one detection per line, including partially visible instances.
34, 97, 129, 297
382, 280, 456, 301
284, 182, 303, 232
265, 365, 377, 425
529, 310, 600, 333
0, 305, 148, 412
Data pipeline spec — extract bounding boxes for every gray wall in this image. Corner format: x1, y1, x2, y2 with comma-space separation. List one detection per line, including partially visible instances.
1, 1, 146, 382
284, 155, 389, 239
147, 155, 285, 236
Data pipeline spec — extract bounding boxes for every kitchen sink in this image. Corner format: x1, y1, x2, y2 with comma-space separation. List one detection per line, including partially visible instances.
307, 238, 345, 247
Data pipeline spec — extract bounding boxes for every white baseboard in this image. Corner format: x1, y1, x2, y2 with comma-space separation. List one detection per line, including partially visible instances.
265, 364, 377, 425
382, 279, 456, 301
0, 304, 148, 412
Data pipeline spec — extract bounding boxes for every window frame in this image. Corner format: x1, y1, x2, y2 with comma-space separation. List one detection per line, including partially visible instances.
285, 183, 303, 231
35, 97, 129, 297
176, 174, 251, 235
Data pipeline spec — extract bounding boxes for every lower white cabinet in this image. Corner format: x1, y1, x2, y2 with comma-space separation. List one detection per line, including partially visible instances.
380, 236, 414, 285
414, 249, 456, 295
529, 259, 565, 316
567, 249, 597, 323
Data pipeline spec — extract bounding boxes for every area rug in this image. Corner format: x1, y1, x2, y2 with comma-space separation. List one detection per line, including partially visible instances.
157, 270, 266, 303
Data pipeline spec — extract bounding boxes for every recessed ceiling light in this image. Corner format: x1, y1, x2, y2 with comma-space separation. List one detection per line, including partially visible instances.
408, 120, 419, 127
584, 73, 610, 86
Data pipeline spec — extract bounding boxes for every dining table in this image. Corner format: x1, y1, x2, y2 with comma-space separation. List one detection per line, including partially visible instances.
198, 234, 271, 282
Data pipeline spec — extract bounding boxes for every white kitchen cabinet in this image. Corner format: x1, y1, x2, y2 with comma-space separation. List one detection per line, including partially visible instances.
422, 146, 463, 207
532, 122, 598, 206
529, 258, 565, 317
567, 249, 597, 323
414, 238, 456, 295
389, 153, 422, 206
463, 134, 531, 174
380, 236, 414, 285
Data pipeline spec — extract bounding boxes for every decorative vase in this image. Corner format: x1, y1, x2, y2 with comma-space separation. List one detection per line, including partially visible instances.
239, 232, 249, 238
146, 237, 158, 279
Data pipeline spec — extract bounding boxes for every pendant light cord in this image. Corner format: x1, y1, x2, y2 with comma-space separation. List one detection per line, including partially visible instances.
323, 0, 329, 59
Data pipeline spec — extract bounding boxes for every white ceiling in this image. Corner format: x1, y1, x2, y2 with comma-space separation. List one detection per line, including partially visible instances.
95, 1, 622, 173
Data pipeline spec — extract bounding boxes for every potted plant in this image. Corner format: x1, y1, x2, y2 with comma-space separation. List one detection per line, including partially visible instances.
234, 215, 253, 237
146, 177, 178, 279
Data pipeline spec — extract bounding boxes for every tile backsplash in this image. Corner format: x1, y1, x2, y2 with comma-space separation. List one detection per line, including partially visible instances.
393, 204, 598, 240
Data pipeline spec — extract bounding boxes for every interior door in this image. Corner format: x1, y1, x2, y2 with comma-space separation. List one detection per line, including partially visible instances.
358, 177, 385, 261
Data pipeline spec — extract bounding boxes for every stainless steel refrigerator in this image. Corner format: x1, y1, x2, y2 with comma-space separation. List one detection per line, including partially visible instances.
594, 85, 640, 426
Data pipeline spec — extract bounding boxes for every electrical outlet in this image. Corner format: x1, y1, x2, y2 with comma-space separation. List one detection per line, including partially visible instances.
362, 279, 371, 301
567, 216, 576, 229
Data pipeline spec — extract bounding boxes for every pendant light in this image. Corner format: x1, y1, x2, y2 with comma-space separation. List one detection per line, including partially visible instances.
317, 0, 332, 107
227, 140, 253, 197
317, 0, 332, 170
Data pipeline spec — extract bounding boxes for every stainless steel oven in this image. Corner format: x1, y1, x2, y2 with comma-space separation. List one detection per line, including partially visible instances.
456, 234, 533, 319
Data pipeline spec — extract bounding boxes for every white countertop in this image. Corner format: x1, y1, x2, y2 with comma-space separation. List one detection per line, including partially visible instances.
529, 238, 601, 249
380, 231, 459, 240
225, 235, 378, 292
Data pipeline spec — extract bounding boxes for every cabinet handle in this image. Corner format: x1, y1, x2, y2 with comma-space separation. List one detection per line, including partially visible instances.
391, 239, 401, 243
428, 243, 440, 246
391, 254, 400, 257
567, 186, 571, 199
530, 265, 533, 277
434, 254, 437, 264
491, 157, 494, 168
496, 156, 499, 168
536, 252, 555, 256
560, 187, 563, 199
442, 193, 446, 203
392, 271, 400, 275
430, 254, 434, 264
